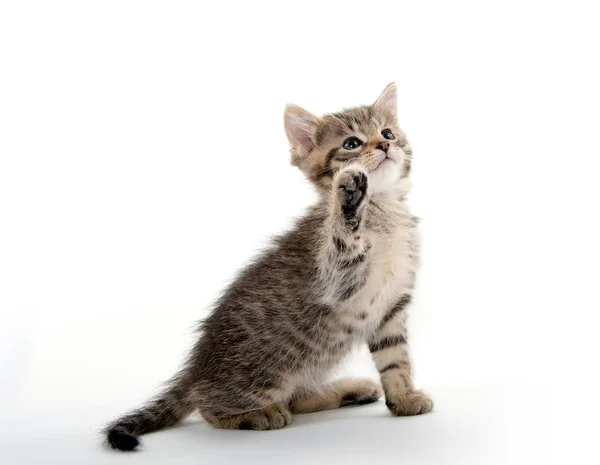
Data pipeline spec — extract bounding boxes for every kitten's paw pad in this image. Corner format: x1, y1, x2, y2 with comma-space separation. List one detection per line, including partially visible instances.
340, 380, 382, 407
236, 404, 292, 431
336, 168, 368, 230
338, 169, 368, 209
386, 390, 433, 416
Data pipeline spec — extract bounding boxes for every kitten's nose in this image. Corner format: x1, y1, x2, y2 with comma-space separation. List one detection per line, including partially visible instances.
376, 141, 389, 153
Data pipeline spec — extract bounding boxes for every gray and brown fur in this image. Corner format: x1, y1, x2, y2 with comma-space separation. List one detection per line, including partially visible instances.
103, 83, 432, 451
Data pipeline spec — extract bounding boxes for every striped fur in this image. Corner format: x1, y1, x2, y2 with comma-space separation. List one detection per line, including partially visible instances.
104, 83, 432, 451
290, 377, 382, 413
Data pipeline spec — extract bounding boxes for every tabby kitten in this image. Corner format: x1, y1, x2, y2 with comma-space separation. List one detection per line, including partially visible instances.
104, 83, 433, 451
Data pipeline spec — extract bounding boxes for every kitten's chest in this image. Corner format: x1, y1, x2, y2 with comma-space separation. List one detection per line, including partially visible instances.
366, 224, 415, 302
346, 199, 419, 330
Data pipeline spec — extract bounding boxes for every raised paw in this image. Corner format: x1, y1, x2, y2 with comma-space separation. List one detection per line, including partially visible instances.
385, 390, 433, 416
336, 168, 368, 230
236, 404, 292, 431
340, 379, 382, 407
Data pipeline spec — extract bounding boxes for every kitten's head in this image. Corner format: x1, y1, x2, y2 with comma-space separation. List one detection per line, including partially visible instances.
284, 83, 412, 194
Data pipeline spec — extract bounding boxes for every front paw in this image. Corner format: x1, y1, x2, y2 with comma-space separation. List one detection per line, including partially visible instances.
336, 167, 368, 231
385, 390, 433, 416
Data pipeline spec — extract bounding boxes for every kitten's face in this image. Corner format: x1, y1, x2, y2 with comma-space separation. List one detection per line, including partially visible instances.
284, 83, 412, 194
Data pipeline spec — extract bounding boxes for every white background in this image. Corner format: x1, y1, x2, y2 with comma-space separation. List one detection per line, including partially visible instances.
1, 1, 599, 464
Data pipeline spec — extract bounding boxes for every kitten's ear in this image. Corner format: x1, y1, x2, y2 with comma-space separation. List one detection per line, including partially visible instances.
374, 82, 398, 121
284, 104, 320, 157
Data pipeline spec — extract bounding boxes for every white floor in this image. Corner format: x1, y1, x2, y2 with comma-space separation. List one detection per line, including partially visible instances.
1, 371, 571, 465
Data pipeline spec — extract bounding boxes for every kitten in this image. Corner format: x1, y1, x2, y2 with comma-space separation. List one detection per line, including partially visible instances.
104, 83, 433, 451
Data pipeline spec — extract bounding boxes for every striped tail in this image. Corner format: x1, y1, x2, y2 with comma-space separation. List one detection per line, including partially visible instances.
104, 381, 194, 451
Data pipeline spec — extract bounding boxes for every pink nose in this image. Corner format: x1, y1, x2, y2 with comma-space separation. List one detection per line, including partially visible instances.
376, 141, 389, 153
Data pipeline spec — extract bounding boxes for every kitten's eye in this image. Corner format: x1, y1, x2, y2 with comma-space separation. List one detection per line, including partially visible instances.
343, 137, 362, 150
382, 129, 395, 140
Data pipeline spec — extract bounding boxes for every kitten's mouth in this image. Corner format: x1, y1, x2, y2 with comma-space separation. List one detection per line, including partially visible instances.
375, 156, 393, 170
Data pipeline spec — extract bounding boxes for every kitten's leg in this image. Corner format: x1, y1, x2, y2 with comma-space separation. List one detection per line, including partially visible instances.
369, 295, 433, 416
289, 378, 381, 414
320, 165, 371, 303
200, 404, 292, 431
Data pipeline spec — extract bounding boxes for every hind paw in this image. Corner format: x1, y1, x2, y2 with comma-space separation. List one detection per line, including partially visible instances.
203, 403, 292, 431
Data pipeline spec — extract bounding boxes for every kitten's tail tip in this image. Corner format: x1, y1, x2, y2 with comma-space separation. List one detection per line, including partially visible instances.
106, 427, 140, 452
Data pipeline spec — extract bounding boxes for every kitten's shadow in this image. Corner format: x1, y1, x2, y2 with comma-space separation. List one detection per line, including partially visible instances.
139, 401, 470, 463
125, 380, 523, 463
